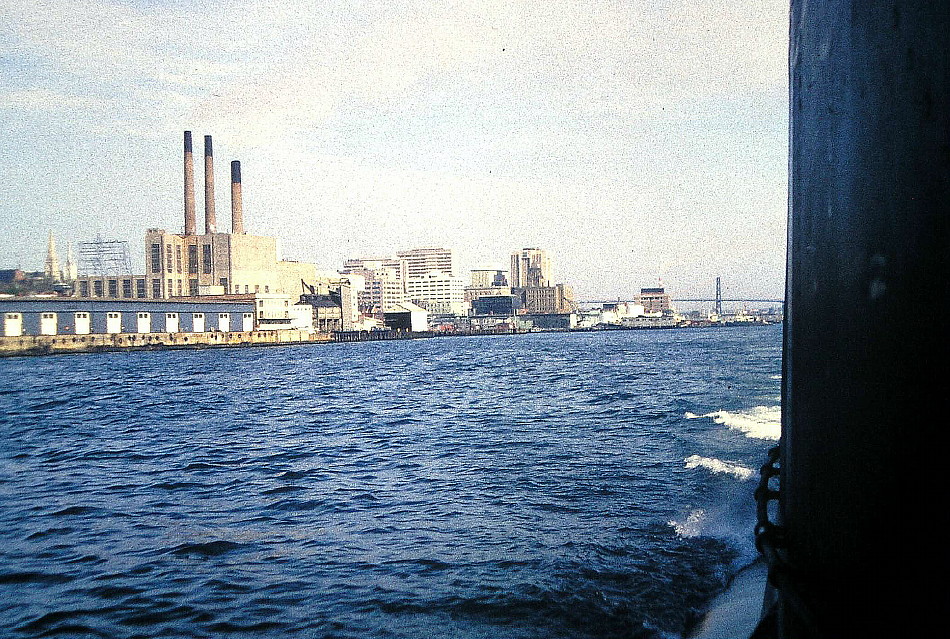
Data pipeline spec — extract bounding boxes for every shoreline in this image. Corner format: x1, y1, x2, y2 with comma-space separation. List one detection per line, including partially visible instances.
0, 329, 330, 358
0, 322, 779, 359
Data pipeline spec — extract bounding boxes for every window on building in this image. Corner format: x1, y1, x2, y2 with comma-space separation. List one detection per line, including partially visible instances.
245, 285, 249, 293
108, 280, 118, 297
264, 286, 269, 293
79, 281, 89, 297
188, 245, 198, 274
93, 280, 103, 297
151, 243, 162, 273
136, 279, 146, 298
219, 278, 228, 290
176, 246, 182, 273
152, 279, 162, 298
202, 244, 212, 274
166, 244, 173, 271
189, 279, 198, 296
122, 279, 132, 298
177, 280, 183, 296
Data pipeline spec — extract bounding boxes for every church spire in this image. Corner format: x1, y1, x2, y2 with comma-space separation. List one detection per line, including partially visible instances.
44, 232, 61, 283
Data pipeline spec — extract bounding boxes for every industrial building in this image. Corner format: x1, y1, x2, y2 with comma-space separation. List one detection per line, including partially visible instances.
383, 302, 429, 333
1, 297, 256, 337
75, 132, 319, 300
635, 287, 673, 314
517, 283, 575, 314
471, 295, 522, 316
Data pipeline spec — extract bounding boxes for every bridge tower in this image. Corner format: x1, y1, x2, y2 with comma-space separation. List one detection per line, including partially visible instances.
715, 276, 722, 316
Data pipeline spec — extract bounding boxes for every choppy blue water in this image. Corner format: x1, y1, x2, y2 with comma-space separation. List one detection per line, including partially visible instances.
0, 325, 781, 639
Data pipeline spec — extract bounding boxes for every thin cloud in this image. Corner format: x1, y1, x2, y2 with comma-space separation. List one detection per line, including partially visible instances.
0, 88, 94, 110
0, 0, 789, 299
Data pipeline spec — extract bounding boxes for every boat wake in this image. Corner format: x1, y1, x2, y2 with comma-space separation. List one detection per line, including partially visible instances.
684, 455, 755, 480
684, 406, 780, 441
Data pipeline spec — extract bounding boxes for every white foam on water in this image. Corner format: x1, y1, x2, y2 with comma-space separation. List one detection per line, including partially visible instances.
685, 406, 781, 441
769, 374, 782, 380
669, 508, 706, 538
684, 455, 755, 481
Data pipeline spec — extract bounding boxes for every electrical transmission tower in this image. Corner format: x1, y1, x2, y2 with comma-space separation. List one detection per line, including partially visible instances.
77, 235, 133, 276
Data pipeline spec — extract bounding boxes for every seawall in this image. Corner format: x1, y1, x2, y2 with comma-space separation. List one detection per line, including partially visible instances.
0, 329, 330, 358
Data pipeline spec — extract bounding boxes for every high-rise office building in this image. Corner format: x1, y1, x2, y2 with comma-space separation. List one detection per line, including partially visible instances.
340, 257, 406, 313
510, 248, 552, 288
470, 268, 508, 288
405, 271, 466, 315
397, 247, 455, 278
509, 248, 575, 314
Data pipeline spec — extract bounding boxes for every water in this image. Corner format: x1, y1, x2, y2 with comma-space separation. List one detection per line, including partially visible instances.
0, 325, 781, 638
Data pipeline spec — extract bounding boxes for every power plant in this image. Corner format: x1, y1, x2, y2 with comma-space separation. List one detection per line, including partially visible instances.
74, 131, 318, 300
183, 131, 196, 236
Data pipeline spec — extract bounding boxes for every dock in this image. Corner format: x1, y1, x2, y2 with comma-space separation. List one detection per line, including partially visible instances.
0, 329, 330, 357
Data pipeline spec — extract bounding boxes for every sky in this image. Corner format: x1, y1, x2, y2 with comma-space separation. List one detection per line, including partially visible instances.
0, 0, 789, 301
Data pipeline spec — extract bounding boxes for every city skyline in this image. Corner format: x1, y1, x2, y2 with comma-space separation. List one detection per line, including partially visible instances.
0, 1, 789, 300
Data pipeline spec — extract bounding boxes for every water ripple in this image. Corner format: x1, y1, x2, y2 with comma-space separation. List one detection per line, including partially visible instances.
0, 326, 782, 638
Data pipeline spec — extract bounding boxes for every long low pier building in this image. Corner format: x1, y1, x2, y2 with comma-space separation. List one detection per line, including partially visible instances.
0, 296, 327, 357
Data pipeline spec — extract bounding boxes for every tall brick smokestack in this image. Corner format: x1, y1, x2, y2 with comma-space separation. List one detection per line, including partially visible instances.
230, 161, 244, 234
204, 135, 216, 234
183, 131, 196, 235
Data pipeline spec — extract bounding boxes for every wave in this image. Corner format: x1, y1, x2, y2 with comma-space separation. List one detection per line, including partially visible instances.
684, 455, 755, 480
667, 497, 760, 565
669, 508, 707, 538
684, 405, 781, 440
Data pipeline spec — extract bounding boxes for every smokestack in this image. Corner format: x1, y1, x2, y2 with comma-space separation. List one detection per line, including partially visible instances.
230, 160, 244, 235
183, 132, 196, 235
204, 135, 216, 234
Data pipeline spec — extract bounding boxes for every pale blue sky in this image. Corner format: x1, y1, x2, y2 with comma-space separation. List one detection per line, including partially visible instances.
0, 0, 788, 300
